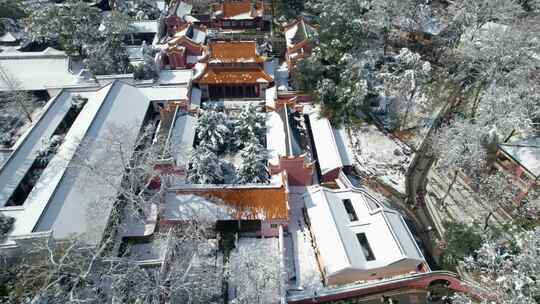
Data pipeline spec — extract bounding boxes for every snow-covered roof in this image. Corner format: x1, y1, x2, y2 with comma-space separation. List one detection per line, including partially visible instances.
190, 87, 201, 107
162, 192, 233, 222
333, 128, 354, 167
304, 186, 425, 285
284, 18, 316, 49
157, 69, 193, 86
1, 81, 151, 245
191, 27, 207, 44
0, 32, 20, 43
0, 48, 77, 91
285, 21, 306, 49
193, 62, 206, 80
499, 138, 540, 178
167, 111, 196, 168
227, 12, 253, 20
0, 19, 23, 43
0, 89, 78, 208
130, 20, 159, 33
36, 82, 151, 243
266, 110, 287, 167
140, 86, 190, 101
0, 150, 10, 168
307, 110, 343, 176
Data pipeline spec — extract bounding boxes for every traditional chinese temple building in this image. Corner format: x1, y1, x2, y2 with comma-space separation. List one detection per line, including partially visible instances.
284, 17, 316, 72
165, 23, 207, 69
212, 0, 265, 30
194, 41, 273, 100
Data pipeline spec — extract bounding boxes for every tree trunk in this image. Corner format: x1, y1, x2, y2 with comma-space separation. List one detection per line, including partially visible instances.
401, 87, 416, 131
504, 129, 516, 143
483, 211, 493, 231
16, 98, 33, 122
383, 28, 389, 56
470, 82, 484, 119
441, 170, 458, 206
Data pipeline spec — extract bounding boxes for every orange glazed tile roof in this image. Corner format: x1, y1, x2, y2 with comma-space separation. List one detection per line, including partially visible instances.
208, 41, 264, 63
196, 67, 273, 85
222, 0, 252, 19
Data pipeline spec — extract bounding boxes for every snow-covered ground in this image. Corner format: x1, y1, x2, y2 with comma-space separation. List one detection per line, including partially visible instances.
350, 122, 413, 195
424, 170, 513, 235
286, 187, 324, 297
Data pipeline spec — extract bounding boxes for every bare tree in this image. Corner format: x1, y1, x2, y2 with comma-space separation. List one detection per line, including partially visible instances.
0, 63, 35, 123
70, 123, 167, 223
113, 222, 224, 304
378, 48, 432, 131
0, 235, 116, 303
228, 238, 283, 304
0, 219, 225, 303
475, 171, 522, 230
451, 228, 540, 304
430, 118, 488, 206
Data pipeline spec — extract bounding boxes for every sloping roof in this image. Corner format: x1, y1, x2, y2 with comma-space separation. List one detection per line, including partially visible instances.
285, 18, 316, 49
307, 110, 343, 175
162, 192, 233, 222
190, 87, 202, 107
0, 18, 23, 43
333, 128, 354, 167
139, 86, 190, 102
168, 34, 205, 52
167, 112, 196, 168
499, 138, 540, 178
223, 0, 253, 19
196, 66, 273, 85
207, 41, 264, 64
129, 20, 159, 33
0, 48, 76, 91
285, 20, 307, 48
171, 22, 207, 45
34, 81, 151, 243
266, 110, 287, 167
157, 69, 193, 85
304, 186, 425, 283
0, 88, 79, 207
1, 81, 151, 245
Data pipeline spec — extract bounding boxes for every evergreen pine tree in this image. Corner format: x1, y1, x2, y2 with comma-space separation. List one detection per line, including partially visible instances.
236, 140, 270, 184
187, 146, 225, 184
232, 104, 266, 149
196, 108, 231, 153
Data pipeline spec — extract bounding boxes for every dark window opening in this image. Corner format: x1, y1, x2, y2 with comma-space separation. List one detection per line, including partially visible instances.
208, 85, 258, 99
342, 198, 358, 221
216, 220, 261, 233
356, 233, 375, 261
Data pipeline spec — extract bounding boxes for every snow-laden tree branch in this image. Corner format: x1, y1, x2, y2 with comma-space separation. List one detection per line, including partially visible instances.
452, 228, 540, 303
